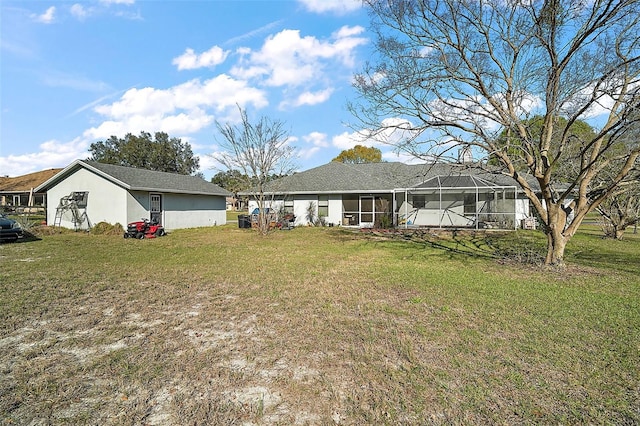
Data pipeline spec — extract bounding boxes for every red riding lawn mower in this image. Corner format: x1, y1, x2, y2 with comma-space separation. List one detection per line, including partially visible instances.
124, 218, 166, 239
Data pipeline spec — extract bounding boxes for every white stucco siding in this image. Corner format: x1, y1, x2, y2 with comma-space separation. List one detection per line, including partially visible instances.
161, 193, 227, 230
247, 196, 310, 226
126, 191, 151, 225
247, 195, 341, 226
46, 168, 127, 229
292, 195, 315, 226
288, 194, 343, 226
326, 195, 342, 226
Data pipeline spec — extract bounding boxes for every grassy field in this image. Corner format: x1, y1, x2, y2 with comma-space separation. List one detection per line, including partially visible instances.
0, 220, 638, 425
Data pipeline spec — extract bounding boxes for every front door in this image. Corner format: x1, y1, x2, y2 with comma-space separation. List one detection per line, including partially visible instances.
150, 194, 162, 224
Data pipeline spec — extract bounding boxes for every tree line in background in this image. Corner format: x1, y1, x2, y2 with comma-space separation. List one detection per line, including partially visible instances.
88, 131, 201, 177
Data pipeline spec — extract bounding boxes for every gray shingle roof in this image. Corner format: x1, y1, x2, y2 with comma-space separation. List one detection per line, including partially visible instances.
36, 160, 232, 197
255, 161, 525, 194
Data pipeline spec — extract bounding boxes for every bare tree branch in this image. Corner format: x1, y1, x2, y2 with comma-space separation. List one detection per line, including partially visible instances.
213, 106, 297, 235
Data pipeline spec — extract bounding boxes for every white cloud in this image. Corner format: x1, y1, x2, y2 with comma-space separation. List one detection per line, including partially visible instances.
381, 151, 426, 164
332, 130, 374, 150
298, 146, 322, 160
197, 152, 222, 175
70, 4, 89, 20
231, 26, 367, 88
330, 26, 368, 67
32, 6, 55, 24
68, 89, 127, 117
297, 0, 362, 14
173, 46, 230, 71
332, 118, 422, 150
68, 1, 138, 21
85, 75, 268, 139
281, 88, 334, 109
568, 81, 634, 121
86, 108, 212, 139
0, 138, 88, 177
296, 132, 328, 160
303, 131, 330, 148
328, 120, 433, 164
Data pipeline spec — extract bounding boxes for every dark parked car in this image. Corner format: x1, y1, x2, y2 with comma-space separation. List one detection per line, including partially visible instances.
0, 213, 24, 242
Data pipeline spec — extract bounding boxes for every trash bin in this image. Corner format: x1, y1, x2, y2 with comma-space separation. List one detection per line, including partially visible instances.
238, 214, 251, 229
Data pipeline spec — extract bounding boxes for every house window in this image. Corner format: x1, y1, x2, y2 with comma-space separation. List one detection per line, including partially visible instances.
72, 192, 88, 208
284, 199, 294, 214
318, 195, 328, 218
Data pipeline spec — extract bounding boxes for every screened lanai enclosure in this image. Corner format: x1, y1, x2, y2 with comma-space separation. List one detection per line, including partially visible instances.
394, 176, 522, 230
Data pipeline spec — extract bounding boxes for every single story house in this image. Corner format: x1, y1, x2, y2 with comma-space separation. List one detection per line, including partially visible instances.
35, 160, 231, 230
0, 168, 62, 212
242, 161, 537, 230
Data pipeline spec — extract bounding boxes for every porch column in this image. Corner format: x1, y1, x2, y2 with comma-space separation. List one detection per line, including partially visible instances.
475, 186, 479, 230
404, 190, 408, 229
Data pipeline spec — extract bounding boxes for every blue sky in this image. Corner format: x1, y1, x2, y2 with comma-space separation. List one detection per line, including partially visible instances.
1, 0, 413, 179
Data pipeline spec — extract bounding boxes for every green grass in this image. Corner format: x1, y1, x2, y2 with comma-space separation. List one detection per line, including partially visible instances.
0, 224, 638, 425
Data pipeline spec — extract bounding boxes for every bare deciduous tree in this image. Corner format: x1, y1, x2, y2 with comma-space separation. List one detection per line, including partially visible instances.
213, 107, 297, 235
596, 173, 640, 239
351, 0, 640, 265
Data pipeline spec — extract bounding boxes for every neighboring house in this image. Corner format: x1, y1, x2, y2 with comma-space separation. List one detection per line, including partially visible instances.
35, 160, 231, 230
242, 161, 536, 230
0, 168, 63, 211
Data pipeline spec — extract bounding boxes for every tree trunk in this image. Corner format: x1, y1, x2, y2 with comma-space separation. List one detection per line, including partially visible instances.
545, 230, 568, 266
544, 204, 569, 266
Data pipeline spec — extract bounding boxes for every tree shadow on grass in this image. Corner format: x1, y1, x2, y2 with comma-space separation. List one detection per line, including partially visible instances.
354, 228, 547, 264
567, 240, 640, 276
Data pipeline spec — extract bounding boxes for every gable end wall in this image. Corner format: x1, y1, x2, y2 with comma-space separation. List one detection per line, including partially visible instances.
46, 168, 128, 228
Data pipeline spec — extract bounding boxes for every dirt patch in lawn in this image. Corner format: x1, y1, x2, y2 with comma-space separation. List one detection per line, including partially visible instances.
0, 285, 363, 425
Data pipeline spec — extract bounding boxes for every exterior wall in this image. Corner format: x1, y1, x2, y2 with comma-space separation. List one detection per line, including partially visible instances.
292, 195, 316, 226
126, 191, 151, 225
127, 190, 226, 229
248, 193, 388, 227
326, 195, 342, 226
515, 199, 530, 222
46, 168, 127, 229
247, 196, 313, 226
248, 195, 344, 226
161, 192, 227, 229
